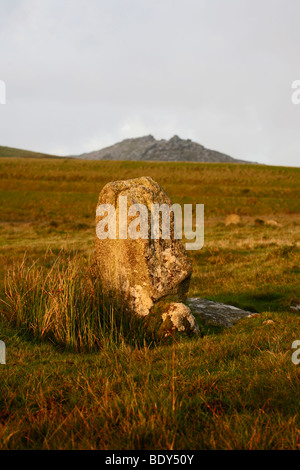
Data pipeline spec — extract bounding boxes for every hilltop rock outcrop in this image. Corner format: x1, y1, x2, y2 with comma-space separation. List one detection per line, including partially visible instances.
74, 135, 250, 164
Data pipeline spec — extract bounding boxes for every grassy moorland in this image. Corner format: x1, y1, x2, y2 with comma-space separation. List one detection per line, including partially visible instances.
0, 145, 60, 160
0, 156, 299, 450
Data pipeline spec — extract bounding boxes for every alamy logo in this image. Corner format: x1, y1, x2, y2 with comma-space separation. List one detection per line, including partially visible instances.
0, 80, 6, 104
291, 80, 300, 105
96, 197, 204, 251
0, 341, 6, 364
292, 340, 300, 365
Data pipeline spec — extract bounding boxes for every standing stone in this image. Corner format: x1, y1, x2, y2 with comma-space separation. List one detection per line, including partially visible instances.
93, 176, 199, 336
0, 341, 6, 365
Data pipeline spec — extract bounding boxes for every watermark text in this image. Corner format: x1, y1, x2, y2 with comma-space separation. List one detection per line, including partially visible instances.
291, 80, 300, 105
292, 340, 300, 365
0, 341, 6, 364
96, 197, 204, 251
0, 80, 6, 104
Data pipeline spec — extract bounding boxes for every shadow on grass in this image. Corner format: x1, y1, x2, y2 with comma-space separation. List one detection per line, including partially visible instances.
205, 287, 298, 314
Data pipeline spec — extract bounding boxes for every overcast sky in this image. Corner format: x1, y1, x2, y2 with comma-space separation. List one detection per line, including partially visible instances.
0, 0, 300, 165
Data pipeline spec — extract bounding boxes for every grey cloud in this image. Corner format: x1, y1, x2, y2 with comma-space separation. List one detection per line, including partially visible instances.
0, 0, 299, 165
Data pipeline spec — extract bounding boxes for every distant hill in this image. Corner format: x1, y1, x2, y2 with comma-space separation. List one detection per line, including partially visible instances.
0, 146, 59, 159
73, 135, 252, 164
0, 136, 255, 164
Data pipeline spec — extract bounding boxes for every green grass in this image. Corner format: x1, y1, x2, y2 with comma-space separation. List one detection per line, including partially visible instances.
0, 157, 299, 450
0, 145, 60, 159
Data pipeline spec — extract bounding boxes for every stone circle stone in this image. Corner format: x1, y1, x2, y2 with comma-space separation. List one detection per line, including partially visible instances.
93, 176, 198, 334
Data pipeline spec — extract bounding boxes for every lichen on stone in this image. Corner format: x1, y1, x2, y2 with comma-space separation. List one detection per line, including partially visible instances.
162, 303, 200, 335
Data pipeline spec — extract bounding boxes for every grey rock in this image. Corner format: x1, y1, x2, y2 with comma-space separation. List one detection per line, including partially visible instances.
290, 304, 300, 312
187, 298, 256, 328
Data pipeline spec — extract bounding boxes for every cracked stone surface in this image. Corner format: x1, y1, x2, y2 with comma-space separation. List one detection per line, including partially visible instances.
187, 298, 256, 328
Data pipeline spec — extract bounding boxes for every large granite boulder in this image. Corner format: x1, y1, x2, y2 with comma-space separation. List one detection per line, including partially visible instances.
94, 176, 199, 336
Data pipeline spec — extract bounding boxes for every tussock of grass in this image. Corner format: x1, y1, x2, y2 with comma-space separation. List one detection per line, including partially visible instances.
1, 252, 146, 352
